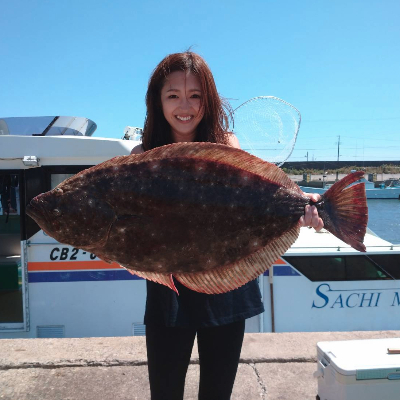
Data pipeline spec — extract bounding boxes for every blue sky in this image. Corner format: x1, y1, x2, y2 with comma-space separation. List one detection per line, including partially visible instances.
1, 0, 399, 162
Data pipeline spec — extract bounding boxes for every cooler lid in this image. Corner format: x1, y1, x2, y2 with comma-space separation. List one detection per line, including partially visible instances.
317, 338, 400, 377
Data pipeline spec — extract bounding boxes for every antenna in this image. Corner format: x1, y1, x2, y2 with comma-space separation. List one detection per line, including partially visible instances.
335, 135, 342, 181
336, 135, 341, 162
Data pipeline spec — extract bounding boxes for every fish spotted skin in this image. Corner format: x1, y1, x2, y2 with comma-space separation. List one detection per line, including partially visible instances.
26, 142, 368, 293
100, 157, 307, 273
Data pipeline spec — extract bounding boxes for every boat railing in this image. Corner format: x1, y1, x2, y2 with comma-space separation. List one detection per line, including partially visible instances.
289, 244, 400, 252
27, 242, 61, 246
27, 241, 400, 252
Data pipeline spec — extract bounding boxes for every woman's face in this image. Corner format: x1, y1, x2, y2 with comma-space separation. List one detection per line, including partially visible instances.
160, 71, 204, 142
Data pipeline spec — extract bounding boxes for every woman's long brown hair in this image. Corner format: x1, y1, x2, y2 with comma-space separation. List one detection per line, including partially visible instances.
142, 51, 232, 151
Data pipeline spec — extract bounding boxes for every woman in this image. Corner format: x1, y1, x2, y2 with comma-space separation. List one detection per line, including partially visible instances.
131, 51, 323, 400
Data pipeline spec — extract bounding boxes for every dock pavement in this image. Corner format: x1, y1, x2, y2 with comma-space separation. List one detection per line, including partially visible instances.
1, 330, 400, 400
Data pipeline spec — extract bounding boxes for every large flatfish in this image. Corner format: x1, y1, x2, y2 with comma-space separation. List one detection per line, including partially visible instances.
26, 142, 368, 294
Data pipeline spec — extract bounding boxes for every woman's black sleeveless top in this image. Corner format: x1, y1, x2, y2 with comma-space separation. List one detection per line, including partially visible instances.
144, 278, 264, 328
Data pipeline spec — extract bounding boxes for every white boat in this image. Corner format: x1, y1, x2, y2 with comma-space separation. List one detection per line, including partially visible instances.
1, 117, 400, 338
300, 176, 400, 199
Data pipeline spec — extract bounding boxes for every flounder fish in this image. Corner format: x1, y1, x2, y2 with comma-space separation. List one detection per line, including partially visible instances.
26, 142, 368, 294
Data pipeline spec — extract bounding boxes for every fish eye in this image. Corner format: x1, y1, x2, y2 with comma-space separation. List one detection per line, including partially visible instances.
53, 209, 62, 216
55, 188, 63, 195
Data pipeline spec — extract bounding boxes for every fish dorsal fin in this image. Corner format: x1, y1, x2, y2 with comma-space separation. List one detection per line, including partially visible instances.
64, 155, 129, 181
173, 223, 301, 294
77, 142, 300, 192
132, 142, 301, 192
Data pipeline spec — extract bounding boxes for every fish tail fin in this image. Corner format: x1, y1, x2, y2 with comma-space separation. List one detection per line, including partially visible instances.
319, 171, 368, 252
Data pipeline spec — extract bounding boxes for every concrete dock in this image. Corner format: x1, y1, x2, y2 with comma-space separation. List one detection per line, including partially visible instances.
1, 330, 399, 399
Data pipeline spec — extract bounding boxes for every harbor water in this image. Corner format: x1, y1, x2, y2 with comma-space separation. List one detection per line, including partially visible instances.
367, 199, 400, 244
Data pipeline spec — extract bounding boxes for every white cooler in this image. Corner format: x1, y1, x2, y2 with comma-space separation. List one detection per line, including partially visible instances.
315, 338, 400, 400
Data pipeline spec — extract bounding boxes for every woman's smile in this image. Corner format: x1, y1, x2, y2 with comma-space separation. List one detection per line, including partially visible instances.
176, 115, 193, 122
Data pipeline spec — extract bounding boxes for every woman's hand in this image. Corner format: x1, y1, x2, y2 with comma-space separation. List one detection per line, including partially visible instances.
299, 193, 324, 232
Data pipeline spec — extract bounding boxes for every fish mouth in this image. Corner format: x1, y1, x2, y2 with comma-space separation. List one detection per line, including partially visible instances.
26, 199, 57, 238
26, 199, 47, 224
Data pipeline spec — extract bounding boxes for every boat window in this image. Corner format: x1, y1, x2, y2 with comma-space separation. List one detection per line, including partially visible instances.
24, 167, 48, 240
51, 174, 75, 189
0, 173, 24, 324
0, 173, 21, 253
283, 255, 393, 281
367, 255, 400, 279
0, 174, 20, 218
49, 165, 93, 189
0, 174, 21, 254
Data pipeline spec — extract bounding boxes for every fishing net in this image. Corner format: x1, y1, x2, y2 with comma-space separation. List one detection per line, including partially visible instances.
230, 96, 301, 166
